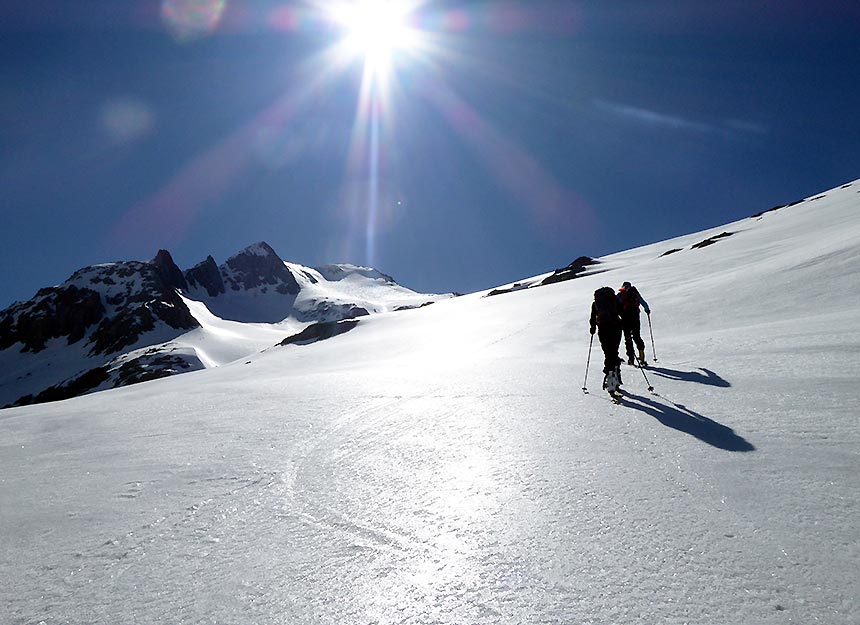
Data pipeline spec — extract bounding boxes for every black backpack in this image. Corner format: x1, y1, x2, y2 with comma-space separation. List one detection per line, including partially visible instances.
593, 286, 618, 325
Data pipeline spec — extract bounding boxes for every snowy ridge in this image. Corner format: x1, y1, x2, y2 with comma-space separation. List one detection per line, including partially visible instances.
232, 242, 277, 258
289, 261, 445, 321
0, 244, 451, 407
64, 262, 149, 315
314, 263, 396, 283
1, 179, 859, 624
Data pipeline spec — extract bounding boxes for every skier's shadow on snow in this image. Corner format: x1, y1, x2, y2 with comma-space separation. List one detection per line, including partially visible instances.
648, 366, 730, 388
621, 392, 755, 452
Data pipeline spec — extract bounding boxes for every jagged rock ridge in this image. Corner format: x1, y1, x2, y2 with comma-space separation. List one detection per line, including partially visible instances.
1, 242, 450, 408
0, 250, 198, 357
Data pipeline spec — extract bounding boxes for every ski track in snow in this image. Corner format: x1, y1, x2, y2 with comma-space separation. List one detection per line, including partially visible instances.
2, 181, 860, 624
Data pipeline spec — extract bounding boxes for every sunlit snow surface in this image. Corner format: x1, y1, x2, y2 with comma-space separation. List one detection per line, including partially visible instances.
2, 182, 860, 624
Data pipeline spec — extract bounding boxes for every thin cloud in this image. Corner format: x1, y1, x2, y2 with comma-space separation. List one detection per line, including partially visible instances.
723, 119, 769, 135
594, 99, 715, 134
595, 100, 770, 142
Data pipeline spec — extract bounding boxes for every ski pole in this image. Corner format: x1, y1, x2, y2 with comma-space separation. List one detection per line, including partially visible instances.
637, 360, 655, 393
582, 333, 594, 393
647, 312, 658, 362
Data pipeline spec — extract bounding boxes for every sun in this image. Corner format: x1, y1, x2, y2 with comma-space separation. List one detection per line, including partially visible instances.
330, 0, 418, 78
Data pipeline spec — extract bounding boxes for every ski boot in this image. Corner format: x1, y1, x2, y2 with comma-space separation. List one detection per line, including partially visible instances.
603, 369, 622, 403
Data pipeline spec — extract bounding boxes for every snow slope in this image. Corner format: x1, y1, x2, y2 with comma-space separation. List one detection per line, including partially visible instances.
0, 256, 449, 408
142, 261, 449, 373
1, 181, 859, 624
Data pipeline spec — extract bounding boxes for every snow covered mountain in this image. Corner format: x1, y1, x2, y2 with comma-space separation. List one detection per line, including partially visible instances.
1, 179, 859, 624
0, 243, 450, 408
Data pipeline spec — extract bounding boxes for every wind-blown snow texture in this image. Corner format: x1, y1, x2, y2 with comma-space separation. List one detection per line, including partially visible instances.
1, 181, 859, 624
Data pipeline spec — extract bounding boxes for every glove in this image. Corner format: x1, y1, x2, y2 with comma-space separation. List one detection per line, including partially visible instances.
589, 326, 595, 335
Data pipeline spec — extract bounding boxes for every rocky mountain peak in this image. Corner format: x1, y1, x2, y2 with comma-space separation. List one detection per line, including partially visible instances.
184, 255, 225, 297
1, 239, 453, 407
0, 252, 198, 357
152, 249, 187, 291
232, 241, 279, 259
222, 241, 299, 294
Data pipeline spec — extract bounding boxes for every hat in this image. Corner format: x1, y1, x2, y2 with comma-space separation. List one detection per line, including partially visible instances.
621, 281, 631, 289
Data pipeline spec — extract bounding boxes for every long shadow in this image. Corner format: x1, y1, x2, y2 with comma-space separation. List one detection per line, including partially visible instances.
621, 392, 755, 452
648, 366, 730, 388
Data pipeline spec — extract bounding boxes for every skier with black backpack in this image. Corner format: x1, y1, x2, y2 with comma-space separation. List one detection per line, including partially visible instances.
589, 286, 624, 396
618, 281, 651, 366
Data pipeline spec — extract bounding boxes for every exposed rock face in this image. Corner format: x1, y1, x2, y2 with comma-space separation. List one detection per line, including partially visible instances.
185, 255, 225, 297
111, 350, 197, 387
278, 319, 360, 346
0, 255, 198, 357
152, 249, 188, 291
0, 285, 105, 352
540, 256, 598, 286
691, 231, 734, 249
485, 256, 598, 297
1, 240, 438, 408
87, 297, 197, 356
7, 349, 199, 409
222, 242, 299, 294
294, 301, 370, 323
181, 243, 302, 322
11, 366, 111, 407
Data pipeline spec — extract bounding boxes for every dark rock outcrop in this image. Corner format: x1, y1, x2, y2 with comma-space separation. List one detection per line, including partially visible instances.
395, 301, 436, 311
222, 242, 299, 294
485, 256, 598, 298
540, 256, 598, 286
487, 283, 530, 297
0, 254, 199, 357
185, 255, 225, 297
113, 352, 195, 387
294, 301, 370, 323
750, 205, 786, 219
6, 351, 197, 408
0, 285, 105, 352
152, 249, 187, 291
1, 240, 433, 408
691, 231, 734, 250
88, 297, 197, 356
11, 365, 110, 407
278, 319, 360, 346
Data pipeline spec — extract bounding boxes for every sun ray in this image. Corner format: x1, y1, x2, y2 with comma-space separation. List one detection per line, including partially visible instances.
420, 78, 595, 241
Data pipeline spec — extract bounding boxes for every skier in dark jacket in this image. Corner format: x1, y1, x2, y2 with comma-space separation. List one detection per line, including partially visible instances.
618, 281, 651, 365
590, 286, 623, 392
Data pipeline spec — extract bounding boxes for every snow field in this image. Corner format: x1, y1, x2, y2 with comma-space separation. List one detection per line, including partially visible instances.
1, 180, 859, 624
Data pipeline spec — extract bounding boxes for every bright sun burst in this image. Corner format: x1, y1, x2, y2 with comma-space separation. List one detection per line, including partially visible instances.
317, 0, 431, 267
330, 0, 418, 79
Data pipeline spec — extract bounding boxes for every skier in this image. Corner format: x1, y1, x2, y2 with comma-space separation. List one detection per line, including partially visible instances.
589, 286, 623, 395
618, 281, 651, 365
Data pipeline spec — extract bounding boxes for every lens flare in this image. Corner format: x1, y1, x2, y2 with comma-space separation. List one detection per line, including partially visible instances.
100, 97, 154, 144
127, 2, 590, 261
161, 0, 226, 41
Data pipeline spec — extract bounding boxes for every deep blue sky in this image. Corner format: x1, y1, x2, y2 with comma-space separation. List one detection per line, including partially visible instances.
2, 0, 859, 308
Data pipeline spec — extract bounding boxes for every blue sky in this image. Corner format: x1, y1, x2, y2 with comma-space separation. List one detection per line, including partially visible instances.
2, 0, 859, 308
